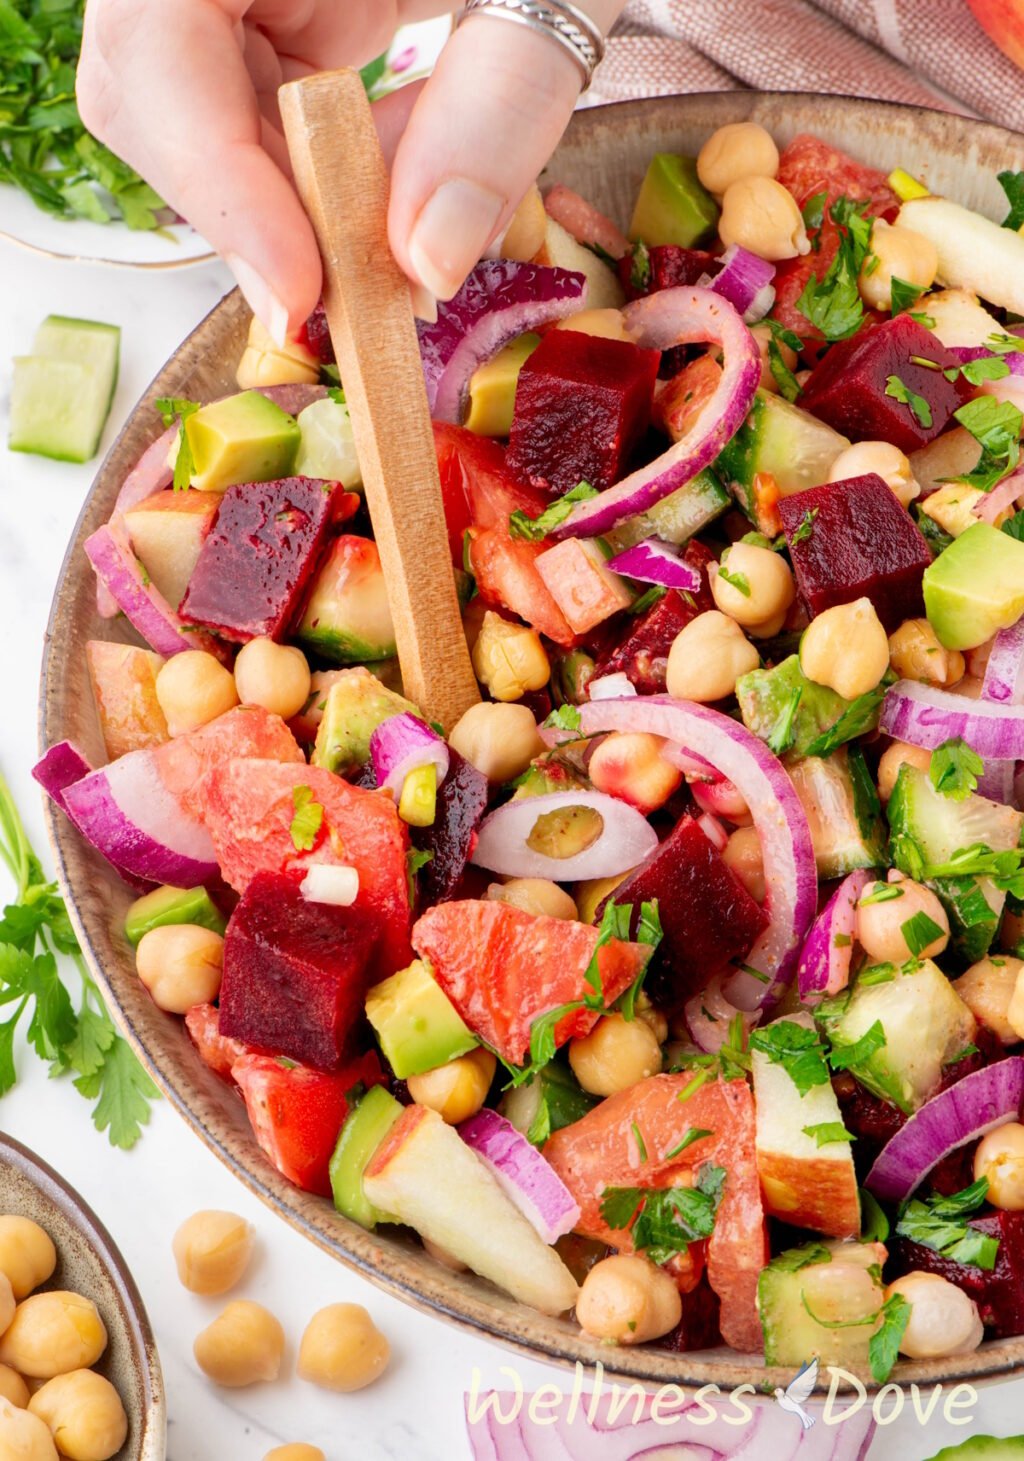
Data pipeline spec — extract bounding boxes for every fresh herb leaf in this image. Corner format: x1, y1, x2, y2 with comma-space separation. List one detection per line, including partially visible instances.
542, 704, 582, 734
790, 508, 818, 545
951, 396, 1023, 493
629, 585, 667, 617
860, 1188, 891, 1243
764, 320, 803, 402
155, 398, 200, 492
717, 564, 751, 597
804, 682, 886, 758
930, 737, 984, 801
890, 276, 926, 315
869, 1294, 912, 1384
600, 1163, 726, 1264
631, 1122, 648, 1163
289, 785, 324, 852
859, 962, 897, 985
885, 374, 933, 429
618, 899, 662, 1020
908, 310, 937, 328
405, 847, 433, 904
630, 240, 651, 291
860, 884, 904, 906
829, 1019, 886, 1073
797, 196, 873, 341
770, 1242, 833, 1273
663, 1127, 714, 1161
1002, 509, 1024, 541
765, 685, 803, 758
896, 1179, 999, 1269
801, 191, 828, 233
921, 842, 1024, 898
998, 170, 1024, 230
327, 386, 347, 405
802, 1121, 853, 1147
900, 910, 945, 957
961, 356, 1011, 386
509, 482, 599, 541
749, 1020, 830, 1097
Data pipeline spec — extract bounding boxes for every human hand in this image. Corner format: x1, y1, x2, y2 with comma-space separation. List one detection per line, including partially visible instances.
77, 0, 624, 341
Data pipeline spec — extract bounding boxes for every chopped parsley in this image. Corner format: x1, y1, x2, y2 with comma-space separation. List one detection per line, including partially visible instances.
327, 385, 347, 405
508, 481, 598, 541
289, 785, 325, 852
929, 737, 984, 801
802, 1122, 853, 1147
749, 1020, 830, 1097
790, 507, 818, 544
801, 191, 828, 234
542, 703, 582, 734
951, 396, 1023, 493
870, 1293, 912, 1384
599, 1162, 726, 1264
859, 884, 904, 906
1003, 509, 1024, 541
770, 1242, 833, 1273
960, 356, 1012, 386
921, 842, 1024, 898
764, 319, 804, 401
890, 276, 927, 315
765, 685, 803, 757
716, 564, 751, 597
631, 1122, 648, 1163
804, 682, 887, 758
896, 1178, 999, 1270
797, 196, 874, 341
900, 910, 946, 958
885, 374, 933, 429
828, 1019, 886, 1074
998, 170, 1024, 231
630, 240, 651, 291
860, 1188, 891, 1243
406, 848, 433, 904
663, 1127, 714, 1161
155, 397, 200, 492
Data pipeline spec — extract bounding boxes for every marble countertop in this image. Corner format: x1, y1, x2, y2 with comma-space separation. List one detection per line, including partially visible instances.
1, 234, 1022, 1461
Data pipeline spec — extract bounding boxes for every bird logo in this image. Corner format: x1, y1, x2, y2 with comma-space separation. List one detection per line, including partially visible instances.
773, 1357, 819, 1430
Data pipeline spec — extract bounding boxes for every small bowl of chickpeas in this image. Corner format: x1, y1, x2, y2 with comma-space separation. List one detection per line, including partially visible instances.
0, 1133, 165, 1461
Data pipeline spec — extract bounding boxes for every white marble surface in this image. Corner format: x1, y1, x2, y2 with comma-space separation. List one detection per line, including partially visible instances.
1, 234, 1023, 1461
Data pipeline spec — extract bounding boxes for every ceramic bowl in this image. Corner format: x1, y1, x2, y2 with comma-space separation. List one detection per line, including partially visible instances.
0, 1133, 165, 1456
38, 92, 1024, 1391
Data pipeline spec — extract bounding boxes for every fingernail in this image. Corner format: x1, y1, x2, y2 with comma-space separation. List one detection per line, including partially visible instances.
409, 279, 438, 324
408, 179, 505, 301
226, 254, 290, 348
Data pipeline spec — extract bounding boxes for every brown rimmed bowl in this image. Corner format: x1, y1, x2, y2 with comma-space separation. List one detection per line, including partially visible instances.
38, 91, 1024, 1392
0, 1133, 165, 1456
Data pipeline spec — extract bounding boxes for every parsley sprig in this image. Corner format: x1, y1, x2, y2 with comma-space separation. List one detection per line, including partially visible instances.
599, 1162, 726, 1265
929, 738, 984, 801
508, 482, 598, 542
797, 196, 874, 341
949, 396, 1022, 493
155, 397, 200, 492
896, 1178, 999, 1269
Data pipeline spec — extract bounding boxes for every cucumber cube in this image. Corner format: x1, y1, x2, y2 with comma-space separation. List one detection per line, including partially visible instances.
9, 315, 120, 463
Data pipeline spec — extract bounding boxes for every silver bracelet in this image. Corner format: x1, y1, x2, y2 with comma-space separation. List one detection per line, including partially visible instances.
456, 0, 606, 91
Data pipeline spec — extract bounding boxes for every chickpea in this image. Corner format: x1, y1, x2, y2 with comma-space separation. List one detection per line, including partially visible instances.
0, 1398, 57, 1461
711, 542, 795, 632
0, 1295, 106, 1380
136, 924, 223, 1014
955, 957, 1024, 1045
0, 1220, 56, 1302
569, 1013, 662, 1097
878, 741, 932, 803
0, 1368, 28, 1410
858, 220, 938, 312
575, 873, 629, 926
722, 826, 766, 902
750, 321, 797, 394
666, 611, 760, 703
828, 440, 921, 509
718, 176, 809, 262
448, 702, 543, 783
800, 598, 889, 701
633, 992, 669, 1045
154, 651, 239, 737
888, 618, 965, 688
193, 1300, 284, 1387
172, 1210, 255, 1296
471, 612, 550, 702
0, 1278, 14, 1341
885, 1272, 982, 1359
297, 1304, 390, 1393
236, 316, 320, 391
975, 1122, 1024, 1209
264, 1449, 325, 1461
696, 122, 780, 196
407, 1048, 496, 1125
576, 1254, 681, 1345
28, 1371, 127, 1461
690, 776, 751, 824
588, 732, 682, 815
856, 879, 949, 963
233, 638, 311, 720
486, 879, 577, 920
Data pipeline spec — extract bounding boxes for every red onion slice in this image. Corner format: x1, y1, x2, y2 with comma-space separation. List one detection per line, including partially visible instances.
32, 742, 92, 814
975, 467, 1024, 524
983, 618, 1024, 706
700, 243, 776, 323
798, 869, 872, 1004
470, 789, 657, 881
866, 1056, 1024, 1203
685, 970, 758, 1052
606, 537, 703, 592
552, 287, 760, 540
950, 345, 1024, 375
880, 678, 1024, 761
369, 712, 449, 797
458, 1108, 580, 1244
697, 811, 729, 853
578, 696, 818, 1010
417, 259, 587, 423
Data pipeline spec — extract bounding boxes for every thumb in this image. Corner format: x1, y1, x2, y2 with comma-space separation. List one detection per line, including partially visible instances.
387, 4, 619, 301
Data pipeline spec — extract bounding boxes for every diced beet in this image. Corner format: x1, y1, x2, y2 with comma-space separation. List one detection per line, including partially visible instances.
617, 245, 720, 303
592, 542, 715, 693
299, 299, 335, 364
219, 871, 381, 1071
778, 473, 931, 631
663, 1276, 722, 1352
891, 1211, 1024, 1338
506, 330, 660, 496
799, 316, 972, 452
411, 747, 489, 905
599, 815, 769, 1010
181, 478, 343, 642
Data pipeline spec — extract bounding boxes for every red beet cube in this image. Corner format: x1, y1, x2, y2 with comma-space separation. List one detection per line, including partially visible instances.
219, 871, 381, 1071
778, 473, 931, 631
799, 315, 971, 452
592, 542, 714, 692
599, 816, 769, 1010
617, 245, 719, 302
299, 299, 334, 364
181, 478, 342, 642
506, 329, 660, 495
892, 1211, 1024, 1338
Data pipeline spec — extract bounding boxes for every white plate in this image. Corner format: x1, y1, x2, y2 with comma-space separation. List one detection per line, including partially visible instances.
0, 16, 452, 270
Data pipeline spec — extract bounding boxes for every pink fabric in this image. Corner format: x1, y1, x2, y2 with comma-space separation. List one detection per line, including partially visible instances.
590, 0, 1024, 132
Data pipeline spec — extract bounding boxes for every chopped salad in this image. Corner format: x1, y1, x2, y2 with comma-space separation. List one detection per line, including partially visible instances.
38, 124, 1024, 1380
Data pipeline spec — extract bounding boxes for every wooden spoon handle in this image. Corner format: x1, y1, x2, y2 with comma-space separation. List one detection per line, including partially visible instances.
279, 68, 480, 731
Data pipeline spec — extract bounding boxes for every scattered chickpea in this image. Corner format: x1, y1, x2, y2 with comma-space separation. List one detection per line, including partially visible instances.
718, 176, 808, 262
633, 992, 669, 1045
666, 611, 760, 703
955, 957, 1024, 1045
0, 1365, 29, 1409
0, 1276, 14, 1340
828, 440, 921, 509
858, 220, 938, 312
233, 638, 311, 720
800, 598, 889, 701
28, 1370, 128, 1461
471, 612, 550, 702
711, 542, 795, 633
172, 1210, 255, 1296
576, 1254, 681, 1345
722, 826, 766, 902
750, 321, 797, 394
696, 122, 780, 196
0, 1397, 58, 1461
856, 879, 949, 963
136, 924, 224, 1014
154, 651, 239, 738
486, 878, 577, 921
974, 1122, 1024, 1210
569, 1013, 662, 1098
297, 1304, 390, 1393
690, 776, 752, 824
407, 1048, 496, 1125
193, 1300, 284, 1388
877, 741, 932, 803
885, 1273, 983, 1359
448, 702, 543, 783
263, 1448, 325, 1461
588, 732, 682, 815
0, 1219, 56, 1302
236, 316, 320, 390
888, 618, 965, 688
0, 1293, 106, 1380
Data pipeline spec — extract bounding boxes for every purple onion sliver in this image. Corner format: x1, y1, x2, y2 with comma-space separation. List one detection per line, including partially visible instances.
606, 537, 702, 592
880, 679, 1024, 761
32, 742, 93, 814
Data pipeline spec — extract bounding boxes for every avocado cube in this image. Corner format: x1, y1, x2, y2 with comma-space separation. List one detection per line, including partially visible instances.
924, 521, 1024, 651
296, 535, 397, 664
758, 1241, 886, 1368
737, 654, 882, 761
124, 884, 226, 946
365, 959, 478, 1078
465, 333, 541, 438
329, 1084, 404, 1229
629, 154, 718, 249
311, 667, 422, 774
184, 390, 300, 492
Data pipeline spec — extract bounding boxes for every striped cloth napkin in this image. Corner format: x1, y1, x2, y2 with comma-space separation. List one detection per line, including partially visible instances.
590, 0, 1024, 134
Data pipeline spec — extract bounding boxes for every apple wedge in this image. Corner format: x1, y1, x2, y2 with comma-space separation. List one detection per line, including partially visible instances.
363, 1104, 580, 1316
123, 488, 218, 611
86, 640, 168, 759
752, 1012, 860, 1239
534, 215, 625, 311
899, 196, 1024, 317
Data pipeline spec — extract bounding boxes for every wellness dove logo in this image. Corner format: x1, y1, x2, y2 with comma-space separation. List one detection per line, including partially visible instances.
773, 1358, 819, 1430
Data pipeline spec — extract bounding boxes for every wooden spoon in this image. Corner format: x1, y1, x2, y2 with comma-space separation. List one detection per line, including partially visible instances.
279, 68, 480, 731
